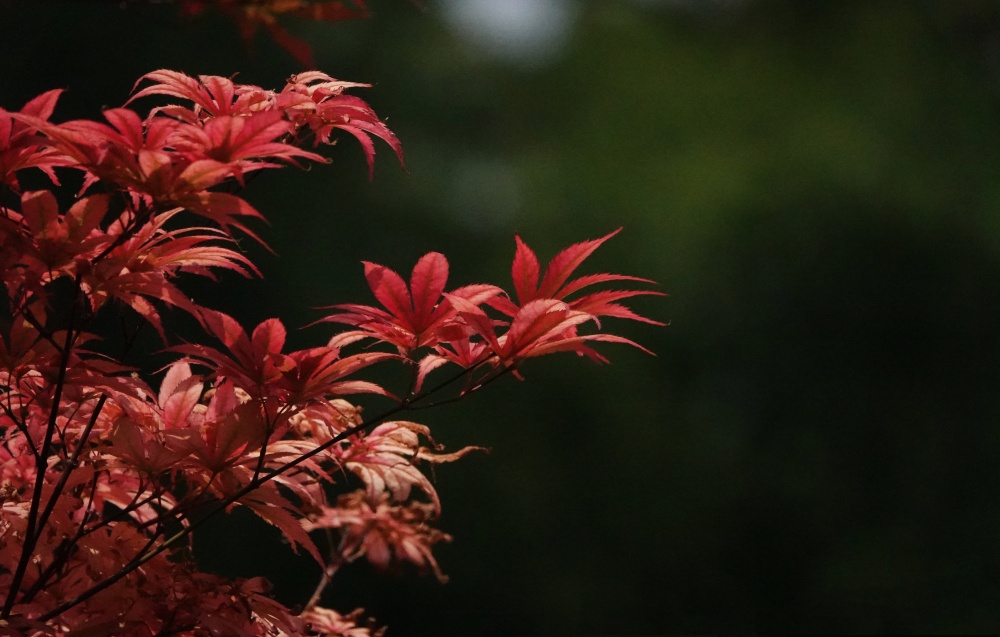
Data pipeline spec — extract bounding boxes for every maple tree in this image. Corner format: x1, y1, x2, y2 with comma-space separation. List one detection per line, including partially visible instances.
0, 67, 662, 636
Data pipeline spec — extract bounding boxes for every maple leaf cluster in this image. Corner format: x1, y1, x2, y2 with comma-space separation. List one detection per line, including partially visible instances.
0, 70, 661, 635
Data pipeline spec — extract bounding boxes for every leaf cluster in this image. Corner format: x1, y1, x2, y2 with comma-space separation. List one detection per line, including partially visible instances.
0, 69, 660, 636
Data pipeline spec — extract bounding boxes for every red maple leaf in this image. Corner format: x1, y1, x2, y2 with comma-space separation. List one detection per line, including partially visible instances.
132, 69, 404, 180
321, 252, 502, 355
494, 227, 665, 326
436, 230, 662, 374
0, 89, 72, 191
81, 208, 258, 341
173, 310, 393, 404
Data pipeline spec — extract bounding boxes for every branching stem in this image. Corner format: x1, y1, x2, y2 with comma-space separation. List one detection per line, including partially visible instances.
36, 358, 506, 622
2, 287, 80, 618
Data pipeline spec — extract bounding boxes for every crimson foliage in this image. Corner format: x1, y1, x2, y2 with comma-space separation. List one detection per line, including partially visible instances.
0, 70, 660, 635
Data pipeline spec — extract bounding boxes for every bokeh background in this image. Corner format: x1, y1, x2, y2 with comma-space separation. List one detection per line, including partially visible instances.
5, 0, 1000, 633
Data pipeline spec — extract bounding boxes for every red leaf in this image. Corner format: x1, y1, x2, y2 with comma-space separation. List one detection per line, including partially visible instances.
537, 228, 622, 299
511, 234, 540, 306
409, 252, 448, 327
500, 229, 665, 328
503, 299, 590, 357
20, 88, 63, 121
130, 70, 238, 118
363, 261, 413, 330
243, 496, 323, 566
251, 318, 287, 362
414, 354, 449, 393
158, 362, 205, 430
442, 294, 501, 354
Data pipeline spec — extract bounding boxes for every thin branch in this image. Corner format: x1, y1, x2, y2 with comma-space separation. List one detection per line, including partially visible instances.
252, 397, 278, 485
2, 296, 79, 619
80, 481, 159, 539
303, 530, 347, 613
37, 359, 502, 622
0, 399, 39, 460
19, 470, 101, 604
19, 303, 64, 353
31, 394, 108, 545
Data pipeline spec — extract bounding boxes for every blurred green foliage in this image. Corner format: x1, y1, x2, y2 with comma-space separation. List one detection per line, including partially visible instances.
5, 0, 1000, 632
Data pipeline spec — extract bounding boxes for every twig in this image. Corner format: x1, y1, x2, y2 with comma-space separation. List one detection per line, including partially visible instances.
37, 358, 504, 622
2, 293, 80, 618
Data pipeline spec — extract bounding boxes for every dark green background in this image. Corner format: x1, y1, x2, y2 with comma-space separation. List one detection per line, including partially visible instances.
5, 1, 1000, 633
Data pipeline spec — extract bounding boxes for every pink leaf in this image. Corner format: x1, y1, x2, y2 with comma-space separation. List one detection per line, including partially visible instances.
537, 228, 622, 299
511, 234, 540, 306
363, 261, 414, 330
409, 252, 448, 327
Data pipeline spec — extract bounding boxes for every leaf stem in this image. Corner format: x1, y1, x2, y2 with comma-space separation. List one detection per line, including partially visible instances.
36, 359, 499, 622
2, 291, 79, 619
